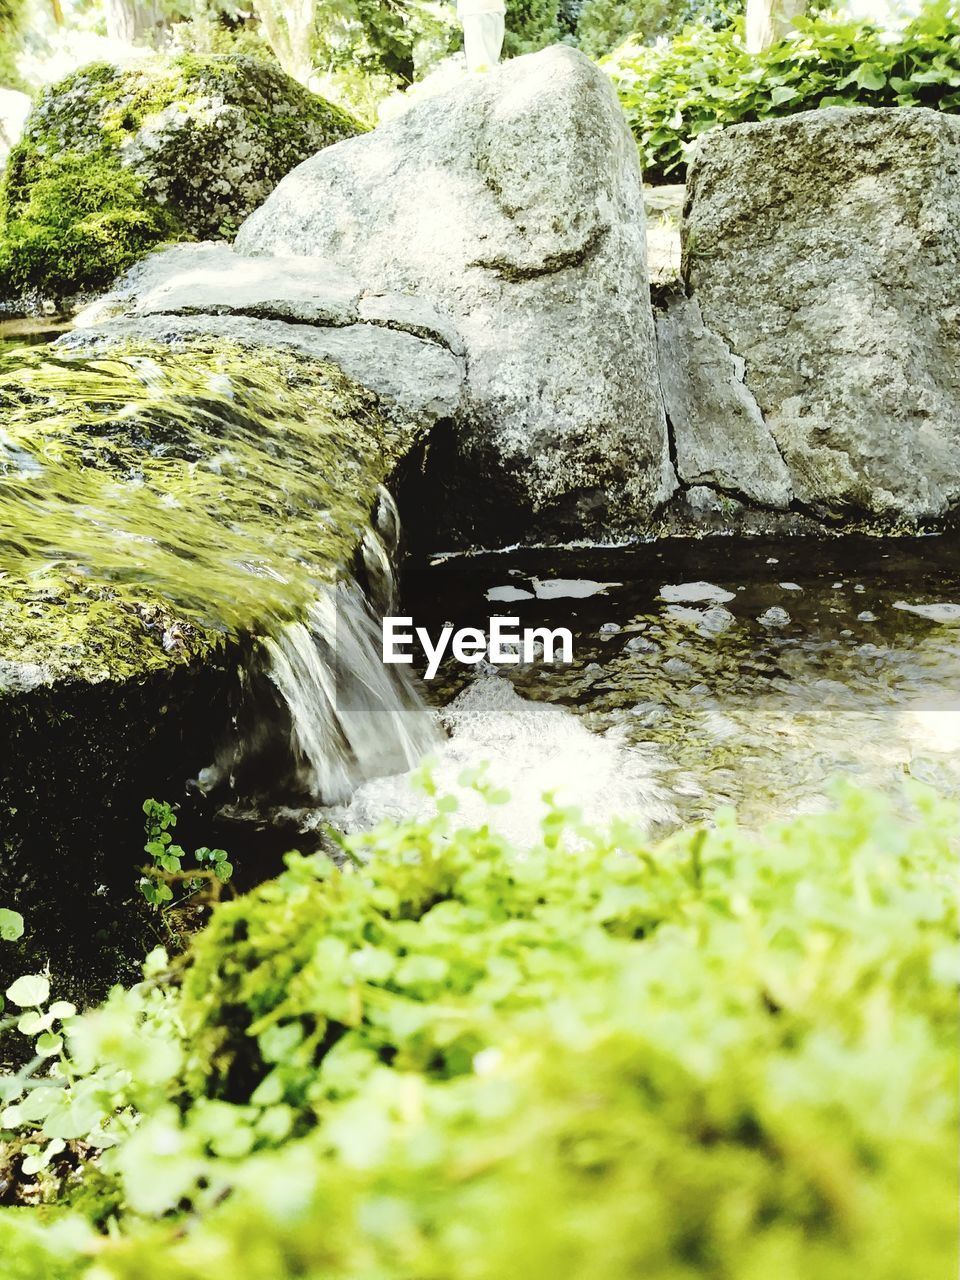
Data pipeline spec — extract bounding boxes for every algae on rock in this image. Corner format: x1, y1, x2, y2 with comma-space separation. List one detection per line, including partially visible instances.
0, 338, 415, 675
0, 54, 363, 306
0, 335, 417, 991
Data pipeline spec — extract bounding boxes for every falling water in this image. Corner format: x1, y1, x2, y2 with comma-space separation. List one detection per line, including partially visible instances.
261, 575, 439, 805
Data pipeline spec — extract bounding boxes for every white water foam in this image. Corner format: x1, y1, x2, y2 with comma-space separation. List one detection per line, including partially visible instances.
325, 675, 678, 847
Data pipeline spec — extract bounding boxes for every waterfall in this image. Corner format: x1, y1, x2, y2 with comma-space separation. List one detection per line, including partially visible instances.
261, 577, 439, 805
194, 486, 438, 811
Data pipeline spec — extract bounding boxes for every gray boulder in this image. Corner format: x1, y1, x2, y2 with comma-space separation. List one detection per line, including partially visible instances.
656, 296, 792, 509
237, 45, 673, 541
70, 242, 465, 428
683, 107, 960, 524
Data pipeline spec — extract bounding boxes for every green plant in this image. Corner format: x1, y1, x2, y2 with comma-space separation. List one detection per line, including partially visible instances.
140, 799, 232, 914
0, 908, 24, 942
577, 0, 737, 58
0, 779, 956, 1278
504, 0, 564, 54
605, 0, 960, 182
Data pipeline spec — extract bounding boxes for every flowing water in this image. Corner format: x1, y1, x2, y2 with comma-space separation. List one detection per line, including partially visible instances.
314, 535, 960, 844
3, 336, 958, 881
265, 594, 436, 801
0, 338, 438, 900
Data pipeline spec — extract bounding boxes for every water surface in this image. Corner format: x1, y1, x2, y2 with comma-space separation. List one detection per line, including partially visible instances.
385, 536, 960, 832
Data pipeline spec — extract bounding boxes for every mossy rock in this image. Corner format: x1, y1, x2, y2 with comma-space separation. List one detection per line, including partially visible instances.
0, 54, 363, 306
0, 332, 409, 994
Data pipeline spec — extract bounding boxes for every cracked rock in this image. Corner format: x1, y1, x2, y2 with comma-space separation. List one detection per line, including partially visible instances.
237, 45, 673, 541
684, 107, 960, 524
656, 296, 792, 509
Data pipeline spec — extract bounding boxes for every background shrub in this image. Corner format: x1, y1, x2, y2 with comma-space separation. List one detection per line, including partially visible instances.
605, 0, 960, 182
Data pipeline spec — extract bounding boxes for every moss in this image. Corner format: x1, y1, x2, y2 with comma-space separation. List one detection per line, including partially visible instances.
0, 154, 181, 300
0, 335, 403, 680
0, 55, 364, 305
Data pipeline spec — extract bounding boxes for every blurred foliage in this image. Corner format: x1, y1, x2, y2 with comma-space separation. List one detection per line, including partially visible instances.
503, 0, 564, 54
0, 781, 957, 1278
577, 0, 738, 57
605, 0, 960, 183
0, 0, 26, 87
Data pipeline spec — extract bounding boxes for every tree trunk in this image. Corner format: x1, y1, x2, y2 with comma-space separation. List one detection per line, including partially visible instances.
252, 0, 317, 85
103, 0, 165, 45
745, 0, 807, 53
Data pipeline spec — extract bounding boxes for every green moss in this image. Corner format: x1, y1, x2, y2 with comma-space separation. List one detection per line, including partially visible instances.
0, 55, 364, 304
0, 336, 404, 682
0, 153, 181, 299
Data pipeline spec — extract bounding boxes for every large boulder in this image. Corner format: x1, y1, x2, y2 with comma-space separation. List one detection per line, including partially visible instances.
0, 54, 362, 308
237, 45, 674, 543
681, 107, 960, 525
70, 241, 465, 428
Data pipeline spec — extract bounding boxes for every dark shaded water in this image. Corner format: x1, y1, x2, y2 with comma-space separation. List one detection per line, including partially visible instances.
385, 535, 960, 830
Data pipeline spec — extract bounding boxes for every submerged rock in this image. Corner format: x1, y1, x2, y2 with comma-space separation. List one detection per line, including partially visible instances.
0, 54, 361, 307
237, 45, 673, 543
682, 107, 960, 526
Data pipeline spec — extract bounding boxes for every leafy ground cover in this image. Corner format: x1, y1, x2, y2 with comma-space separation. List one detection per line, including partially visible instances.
0, 776, 957, 1278
606, 1, 960, 181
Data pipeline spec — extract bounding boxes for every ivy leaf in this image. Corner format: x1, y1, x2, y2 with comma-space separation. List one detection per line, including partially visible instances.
853, 62, 886, 90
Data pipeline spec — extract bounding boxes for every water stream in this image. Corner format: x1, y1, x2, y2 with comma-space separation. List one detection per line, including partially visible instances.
311, 535, 960, 844
3, 334, 957, 888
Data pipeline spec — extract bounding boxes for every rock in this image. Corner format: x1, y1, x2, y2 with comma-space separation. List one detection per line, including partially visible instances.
69, 312, 464, 429
892, 601, 960, 624
656, 296, 792, 508
76, 241, 363, 329
0, 55, 361, 306
236, 45, 673, 542
683, 107, 960, 525
70, 240, 466, 418
758, 607, 791, 628
69, 243, 465, 428
0, 333, 427, 987
659, 582, 735, 605
644, 182, 683, 294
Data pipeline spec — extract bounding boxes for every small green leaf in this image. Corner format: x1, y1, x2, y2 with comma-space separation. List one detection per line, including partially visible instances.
36, 1031, 63, 1058
0, 909, 24, 942
17, 1010, 53, 1035
6, 974, 50, 1008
